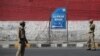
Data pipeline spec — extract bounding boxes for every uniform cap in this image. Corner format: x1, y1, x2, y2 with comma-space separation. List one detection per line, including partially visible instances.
20, 21, 25, 26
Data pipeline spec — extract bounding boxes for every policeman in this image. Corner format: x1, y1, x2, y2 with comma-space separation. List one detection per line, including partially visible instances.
87, 19, 96, 51
16, 21, 28, 56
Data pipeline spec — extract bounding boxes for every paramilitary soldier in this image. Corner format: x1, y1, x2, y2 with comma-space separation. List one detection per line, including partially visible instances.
16, 21, 28, 56
87, 19, 96, 51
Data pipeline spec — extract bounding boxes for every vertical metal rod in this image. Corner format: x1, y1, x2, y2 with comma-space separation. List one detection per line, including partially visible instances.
67, 18, 69, 44
48, 18, 51, 44
66, 10, 69, 45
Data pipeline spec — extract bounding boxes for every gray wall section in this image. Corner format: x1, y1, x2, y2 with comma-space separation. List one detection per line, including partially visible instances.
0, 21, 100, 44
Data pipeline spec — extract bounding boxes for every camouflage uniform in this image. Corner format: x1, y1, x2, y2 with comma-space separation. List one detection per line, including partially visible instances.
87, 20, 96, 50
16, 22, 28, 56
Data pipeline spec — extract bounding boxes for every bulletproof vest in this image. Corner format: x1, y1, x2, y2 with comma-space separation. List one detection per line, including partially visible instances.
20, 28, 25, 38
89, 24, 95, 33
19, 27, 26, 43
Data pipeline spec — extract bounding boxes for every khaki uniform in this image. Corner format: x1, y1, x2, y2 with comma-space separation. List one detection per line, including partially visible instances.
87, 23, 96, 49
16, 27, 28, 56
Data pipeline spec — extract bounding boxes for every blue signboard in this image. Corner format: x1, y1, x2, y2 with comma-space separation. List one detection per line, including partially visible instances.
51, 8, 67, 29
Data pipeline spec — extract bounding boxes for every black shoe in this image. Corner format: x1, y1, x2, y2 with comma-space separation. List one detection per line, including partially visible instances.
87, 48, 91, 50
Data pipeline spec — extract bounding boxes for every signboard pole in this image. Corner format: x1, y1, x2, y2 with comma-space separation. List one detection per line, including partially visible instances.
48, 17, 51, 44
67, 18, 69, 45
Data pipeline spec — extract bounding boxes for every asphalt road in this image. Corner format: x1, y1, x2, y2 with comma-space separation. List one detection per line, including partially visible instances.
0, 48, 100, 56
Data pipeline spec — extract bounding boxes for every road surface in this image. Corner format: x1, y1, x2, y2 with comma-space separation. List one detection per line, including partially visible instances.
0, 48, 100, 56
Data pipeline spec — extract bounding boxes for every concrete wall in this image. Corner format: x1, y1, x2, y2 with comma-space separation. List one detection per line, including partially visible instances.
0, 21, 100, 44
